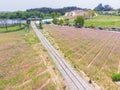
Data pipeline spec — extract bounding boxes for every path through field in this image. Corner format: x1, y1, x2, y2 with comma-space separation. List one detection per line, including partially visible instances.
43, 24, 120, 89
31, 22, 96, 90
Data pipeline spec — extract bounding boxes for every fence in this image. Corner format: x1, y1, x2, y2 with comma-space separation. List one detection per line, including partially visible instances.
0, 19, 26, 33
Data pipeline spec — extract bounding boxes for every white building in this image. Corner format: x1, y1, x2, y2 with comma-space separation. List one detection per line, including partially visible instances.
36, 18, 53, 25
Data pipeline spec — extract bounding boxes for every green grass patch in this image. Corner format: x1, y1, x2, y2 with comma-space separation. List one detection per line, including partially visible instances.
65, 50, 73, 56
28, 63, 46, 75
85, 15, 120, 28
0, 24, 26, 33
68, 15, 120, 28
112, 73, 120, 81
8, 74, 25, 85
24, 31, 40, 45
0, 74, 24, 89
0, 80, 7, 89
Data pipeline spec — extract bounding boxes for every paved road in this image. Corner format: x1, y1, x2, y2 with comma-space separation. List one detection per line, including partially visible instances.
31, 22, 95, 90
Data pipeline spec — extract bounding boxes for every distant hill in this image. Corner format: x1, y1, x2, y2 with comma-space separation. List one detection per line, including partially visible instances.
0, 11, 10, 13
94, 3, 113, 11
26, 7, 90, 15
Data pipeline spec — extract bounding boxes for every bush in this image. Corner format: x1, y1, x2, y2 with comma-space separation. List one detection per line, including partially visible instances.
46, 22, 51, 24
112, 73, 120, 81
65, 19, 70, 26
53, 17, 59, 24
59, 19, 64, 25
90, 23, 95, 28
74, 15, 84, 28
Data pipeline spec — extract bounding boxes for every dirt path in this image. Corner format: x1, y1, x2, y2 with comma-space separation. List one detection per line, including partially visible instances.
40, 79, 50, 90
40, 55, 63, 90
13, 70, 48, 89
99, 35, 119, 72
87, 34, 115, 68
33, 43, 64, 90
78, 35, 109, 62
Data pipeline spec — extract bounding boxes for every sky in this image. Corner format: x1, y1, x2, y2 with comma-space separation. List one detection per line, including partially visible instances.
0, 0, 120, 11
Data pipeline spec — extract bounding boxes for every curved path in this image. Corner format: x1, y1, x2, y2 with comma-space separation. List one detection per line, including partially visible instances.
31, 22, 96, 90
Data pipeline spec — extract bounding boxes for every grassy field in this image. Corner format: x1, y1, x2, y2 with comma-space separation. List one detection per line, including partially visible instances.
0, 29, 66, 90
43, 24, 120, 89
0, 24, 25, 33
69, 15, 120, 28
85, 15, 120, 28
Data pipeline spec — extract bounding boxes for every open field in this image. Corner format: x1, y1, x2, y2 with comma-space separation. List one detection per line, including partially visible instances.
69, 15, 120, 28
85, 15, 120, 28
0, 30, 66, 90
43, 24, 120, 89
0, 24, 25, 33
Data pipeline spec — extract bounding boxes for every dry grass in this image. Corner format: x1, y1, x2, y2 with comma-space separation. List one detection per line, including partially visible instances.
43, 24, 120, 90
0, 30, 66, 90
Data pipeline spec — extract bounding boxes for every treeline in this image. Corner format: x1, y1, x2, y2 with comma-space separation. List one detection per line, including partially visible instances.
98, 10, 120, 16
0, 11, 49, 20
94, 3, 120, 16
0, 7, 89, 20
27, 7, 88, 15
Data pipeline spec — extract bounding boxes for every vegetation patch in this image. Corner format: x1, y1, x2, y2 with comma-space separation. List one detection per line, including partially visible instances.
0, 24, 26, 33
24, 31, 40, 45
112, 73, 120, 81
85, 15, 120, 28
44, 24, 120, 89
65, 50, 73, 56
0, 28, 65, 90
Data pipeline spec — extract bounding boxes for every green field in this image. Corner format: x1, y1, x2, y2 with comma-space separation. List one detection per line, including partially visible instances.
0, 24, 26, 33
68, 15, 120, 28
85, 15, 120, 28
0, 30, 65, 90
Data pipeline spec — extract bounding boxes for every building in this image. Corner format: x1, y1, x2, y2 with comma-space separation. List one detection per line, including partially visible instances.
65, 10, 89, 19
36, 18, 53, 25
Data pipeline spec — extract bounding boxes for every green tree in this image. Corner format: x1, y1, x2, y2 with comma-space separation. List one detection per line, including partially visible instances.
51, 12, 56, 18
65, 19, 70, 25
56, 13, 61, 17
118, 8, 120, 14
74, 15, 84, 27
59, 19, 64, 25
53, 17, 59, 24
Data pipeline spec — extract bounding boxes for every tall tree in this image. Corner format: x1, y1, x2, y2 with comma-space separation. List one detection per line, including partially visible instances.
53, 17, 59, 24
59, 19, 64, 25
74, 15, 84, 28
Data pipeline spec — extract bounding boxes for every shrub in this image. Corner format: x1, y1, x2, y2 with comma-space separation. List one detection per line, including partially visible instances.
53, 17, 59, 24
65, 19, 70, 26
112, 73, 120, 81
59, 19, 64, 25
46, 22, 51, 24
90, 23, 95, 28
74, 15, 84, 28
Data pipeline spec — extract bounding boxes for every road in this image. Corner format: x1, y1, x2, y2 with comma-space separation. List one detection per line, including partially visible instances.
31, 22, 96, 90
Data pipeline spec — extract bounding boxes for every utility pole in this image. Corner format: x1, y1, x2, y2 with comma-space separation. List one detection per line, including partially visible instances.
26, 19, 31, 31
39, 18, 43, 29
4, 20, 8, 31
